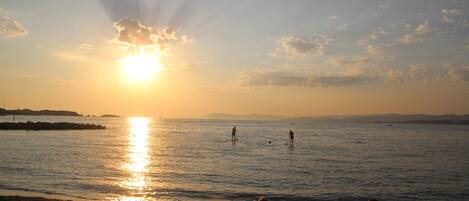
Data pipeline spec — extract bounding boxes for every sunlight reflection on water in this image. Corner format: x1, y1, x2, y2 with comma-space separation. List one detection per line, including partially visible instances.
116, 117, 154, 201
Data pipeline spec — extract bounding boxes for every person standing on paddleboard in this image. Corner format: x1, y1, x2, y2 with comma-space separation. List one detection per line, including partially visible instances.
232, 126, 237, 141
289, 129, 294, 146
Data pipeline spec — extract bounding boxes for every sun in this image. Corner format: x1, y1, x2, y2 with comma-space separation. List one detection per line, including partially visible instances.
120, 48, 164, 83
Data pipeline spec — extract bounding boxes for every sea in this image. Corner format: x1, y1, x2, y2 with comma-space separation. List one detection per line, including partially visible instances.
0, 115, 468, 201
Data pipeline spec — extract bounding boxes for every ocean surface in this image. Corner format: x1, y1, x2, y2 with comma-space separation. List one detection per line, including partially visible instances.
0, 115, 468, 201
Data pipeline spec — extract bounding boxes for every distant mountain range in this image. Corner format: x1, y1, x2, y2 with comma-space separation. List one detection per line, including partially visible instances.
0, 108, 81, 116
204, 113, 285, 121
286, 114, 469, 123
204, 113, 469, 124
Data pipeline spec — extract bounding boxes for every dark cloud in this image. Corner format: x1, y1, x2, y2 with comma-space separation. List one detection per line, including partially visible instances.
238, 70, 374, 87
112, 18, 189, 51
0, 8, 27, 37
113, 18, 155, 46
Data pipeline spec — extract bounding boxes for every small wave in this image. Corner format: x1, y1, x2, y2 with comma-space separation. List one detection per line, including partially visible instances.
146, 188, 376, 201
0, 186, 92, 200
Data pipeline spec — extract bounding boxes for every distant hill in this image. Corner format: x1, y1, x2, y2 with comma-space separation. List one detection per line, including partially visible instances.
204, 113, 469, 123
0, 108, 81, 116
393, 120, 469, 125
101, 114, 120, 117
286, 114, 469, 124
204, 113, 285, 121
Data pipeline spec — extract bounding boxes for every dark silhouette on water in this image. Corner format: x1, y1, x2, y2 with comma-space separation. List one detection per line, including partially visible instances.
101, 114, 120, 118
232, 126, 237, 141
289, 129, 294, 147
0, 121, 105, 130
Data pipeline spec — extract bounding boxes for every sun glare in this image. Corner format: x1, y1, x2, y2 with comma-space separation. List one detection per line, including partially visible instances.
120, 48, 163, 83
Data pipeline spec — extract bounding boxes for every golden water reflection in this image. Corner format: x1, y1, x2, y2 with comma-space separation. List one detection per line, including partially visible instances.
118, 117, 154, 201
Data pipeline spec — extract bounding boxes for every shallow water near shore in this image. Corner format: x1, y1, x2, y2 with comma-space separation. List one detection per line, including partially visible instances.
0, 115, 468, 200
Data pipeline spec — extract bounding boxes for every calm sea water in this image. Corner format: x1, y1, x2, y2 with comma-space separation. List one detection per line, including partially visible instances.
0, 115, 468, 201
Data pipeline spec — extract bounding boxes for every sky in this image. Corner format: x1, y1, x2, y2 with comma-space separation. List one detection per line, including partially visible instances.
0, 0, 468, 117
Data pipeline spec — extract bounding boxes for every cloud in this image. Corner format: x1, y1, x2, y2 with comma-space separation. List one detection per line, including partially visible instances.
398, 21, 432, 44
112, 18, 191, 51
385, 64, 452, 83
273, 35, 329, 57
386, 68, 407, 82
358, 27, 389, 46
330, 57, 371, 67
410, 64, 438, 81
441, 9, 462, 23
448, 66, 469, 82
113, 18, 157, 46
363, 21, 434, 54
238, 70, 374, 87
365, 21, 433, 53
79, 43, 95, 50
308, 74, 375, 86
366, 43, 394, 54
0, 8, 28, 37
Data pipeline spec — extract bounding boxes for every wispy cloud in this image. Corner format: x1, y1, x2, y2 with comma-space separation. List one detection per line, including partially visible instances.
358, 27, 390, 46
441, 9, 462, 23
385, 64, 461, 83
363, 21, 434, 54
272, 35, 329, 58
398, 21, 433, 44
238, 70, 374, 87
448, 66, 469, 82
366, 43, 394, 54
79, 43, 95, 50
0, 8, 28, 37
330, 57, 371, 67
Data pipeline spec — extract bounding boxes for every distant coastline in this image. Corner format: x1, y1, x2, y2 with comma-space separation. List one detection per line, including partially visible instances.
204, 113, 469, 125
0, 108, 80, 116
0, 108, 122, 118
101, 114, 120, 118
392, 120, 469, 125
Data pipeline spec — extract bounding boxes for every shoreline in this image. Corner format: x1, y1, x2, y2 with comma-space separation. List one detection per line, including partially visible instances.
0, 189, 89, 201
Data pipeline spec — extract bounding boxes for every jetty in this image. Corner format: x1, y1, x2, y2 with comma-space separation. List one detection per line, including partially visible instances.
0, 121, 105, 130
